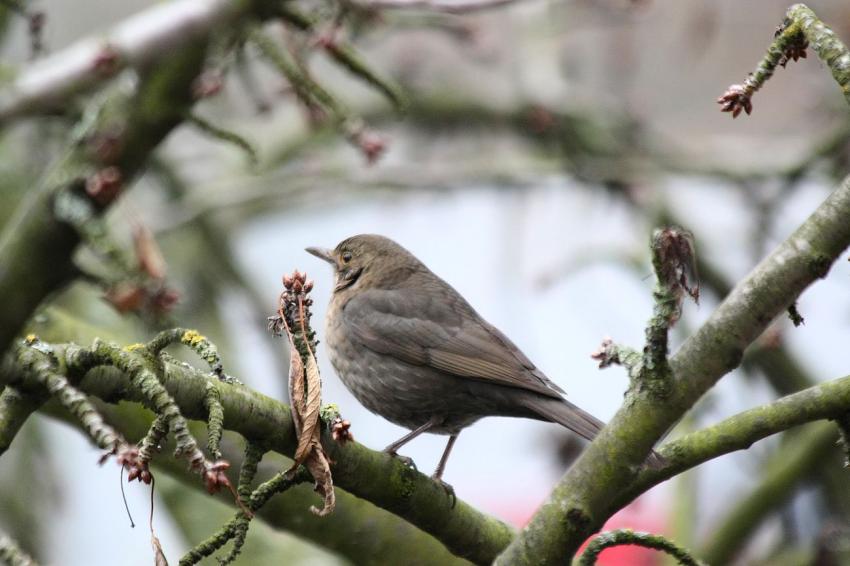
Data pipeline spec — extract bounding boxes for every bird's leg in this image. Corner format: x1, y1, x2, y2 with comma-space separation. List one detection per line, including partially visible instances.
383, 418, 438, 453
432, 434, 458, 481
431, 434, 458, 508
383, 417, 441, 469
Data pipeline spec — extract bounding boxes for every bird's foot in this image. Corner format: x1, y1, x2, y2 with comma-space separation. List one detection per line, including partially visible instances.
431, 474, 456, 509
384, 450, 417, 471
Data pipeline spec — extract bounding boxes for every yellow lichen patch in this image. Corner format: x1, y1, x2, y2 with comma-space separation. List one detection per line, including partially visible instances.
181, 329, 206, 347
24, 334, 38, 344
124, 343, 145, 352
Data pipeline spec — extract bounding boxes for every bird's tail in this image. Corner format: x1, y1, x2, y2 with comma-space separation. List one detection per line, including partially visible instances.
527, 396, 665, 469
527, 396, 605, 441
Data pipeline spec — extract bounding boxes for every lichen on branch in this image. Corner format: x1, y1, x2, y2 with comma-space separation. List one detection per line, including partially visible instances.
15, 337, 144, 469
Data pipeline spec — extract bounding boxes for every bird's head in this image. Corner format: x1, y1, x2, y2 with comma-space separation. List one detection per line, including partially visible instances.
306, 234, 419, 293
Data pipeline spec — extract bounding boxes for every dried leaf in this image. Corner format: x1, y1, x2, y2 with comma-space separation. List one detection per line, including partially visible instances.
293, 346, 322, 464
654, 227, 699, 305
274, 271, 336, 515
286, 331, 305, 439
152, 533, 168, 566
305, 447, 335, 516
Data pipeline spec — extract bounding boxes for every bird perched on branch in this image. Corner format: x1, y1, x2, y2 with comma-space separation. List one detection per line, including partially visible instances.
307, 234, 613, 488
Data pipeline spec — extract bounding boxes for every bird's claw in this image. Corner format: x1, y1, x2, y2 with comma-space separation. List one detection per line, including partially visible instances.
432, 475, 456, 509
385, 451, 417, 471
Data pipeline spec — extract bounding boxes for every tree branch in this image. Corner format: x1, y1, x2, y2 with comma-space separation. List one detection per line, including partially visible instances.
498, 174, 850, 563
615, 373, 850, 505
718, 3, 850, 117
0, 0, 249, 123
0, 33, 209, 358
0, 387, 45, 456
0, 342, 514, 565
37, 395, 472, 565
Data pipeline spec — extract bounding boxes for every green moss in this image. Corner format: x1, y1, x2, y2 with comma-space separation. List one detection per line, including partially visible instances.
319, 403, 340, 421
391, 461, 417, 500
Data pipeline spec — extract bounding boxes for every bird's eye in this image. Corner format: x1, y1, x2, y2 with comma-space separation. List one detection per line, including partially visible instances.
341, 251, 352, 263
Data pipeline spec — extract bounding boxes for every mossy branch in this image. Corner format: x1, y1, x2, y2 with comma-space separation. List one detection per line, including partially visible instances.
0, 386, 46, 457
15, 339, 125, 455
0, 338, 514, 565
579, 529, 705, 566
642, 227, 697, 387
219, 443, 266, 565
591, 228, 697, 405
718, 4, 850, 117
204, 381, 224, 460
82, 341, 211, 474
42, 389, 466, 565
497, 174, 850, 563
11, 327, 850, 562
613, 372, 850, 508
138, 413, 168, 464
146, 327, 225, 379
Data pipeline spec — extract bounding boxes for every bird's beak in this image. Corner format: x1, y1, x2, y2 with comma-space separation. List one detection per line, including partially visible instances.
305, 246, 337, 267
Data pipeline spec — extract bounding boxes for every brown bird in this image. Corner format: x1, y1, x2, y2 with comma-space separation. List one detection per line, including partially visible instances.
307, 234, 607, 485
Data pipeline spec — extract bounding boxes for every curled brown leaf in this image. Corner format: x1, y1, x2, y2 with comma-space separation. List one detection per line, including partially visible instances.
273, 270, 336, 516
152, 533, 168, 566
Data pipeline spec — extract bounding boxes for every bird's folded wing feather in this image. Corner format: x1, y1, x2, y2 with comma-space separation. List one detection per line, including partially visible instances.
341, 287, 564, 399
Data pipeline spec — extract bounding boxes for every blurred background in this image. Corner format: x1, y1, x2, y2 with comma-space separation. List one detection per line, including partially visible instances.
1, 0, 850, 564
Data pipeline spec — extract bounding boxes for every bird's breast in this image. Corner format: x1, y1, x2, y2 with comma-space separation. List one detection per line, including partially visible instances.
324, 299, 481, 433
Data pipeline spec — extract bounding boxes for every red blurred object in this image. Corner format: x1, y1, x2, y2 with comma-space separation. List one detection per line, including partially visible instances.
494, 495, 667, 566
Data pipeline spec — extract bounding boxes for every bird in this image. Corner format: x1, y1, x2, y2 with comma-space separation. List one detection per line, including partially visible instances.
306, 234, 610, 486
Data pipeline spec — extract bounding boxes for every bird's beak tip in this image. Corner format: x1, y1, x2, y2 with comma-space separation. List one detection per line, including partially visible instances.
305, 246, 336, 265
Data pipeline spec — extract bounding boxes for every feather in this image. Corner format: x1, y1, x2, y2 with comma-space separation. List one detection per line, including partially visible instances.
342, 286, 565, 399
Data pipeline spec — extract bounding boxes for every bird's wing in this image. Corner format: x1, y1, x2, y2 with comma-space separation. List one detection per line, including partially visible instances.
341, 286, 565, 399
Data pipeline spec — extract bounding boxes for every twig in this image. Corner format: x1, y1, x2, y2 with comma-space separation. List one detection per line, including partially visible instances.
179, 443, 268, 566
278, 6, 407, 110
718, 4, 850, 117
185, 112, 259, 167
579, 529, 705, 566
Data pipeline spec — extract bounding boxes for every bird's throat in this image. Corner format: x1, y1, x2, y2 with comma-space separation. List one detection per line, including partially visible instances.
334, 267, 363, 292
